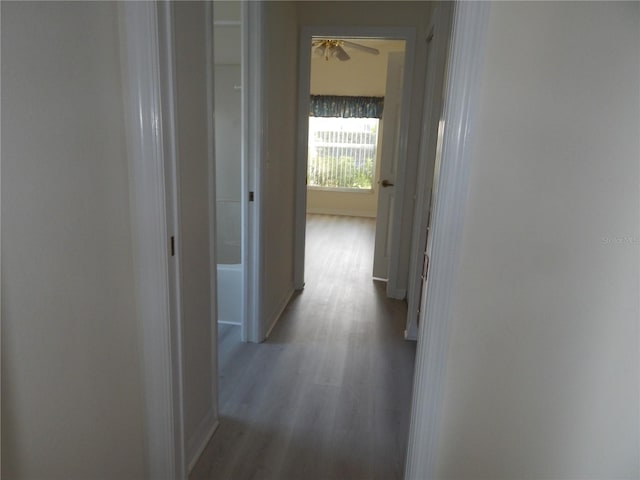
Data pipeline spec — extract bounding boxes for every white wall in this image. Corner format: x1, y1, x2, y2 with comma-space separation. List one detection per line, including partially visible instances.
307, 189, 378, 218
309, 40, 404, 96
435, 2, 640, 478
213, 3, 242, 265
298, 1, 433, 295
215, 65, 242, 264
1, 2, 146, 478
173, 1, 217, 467
262, 1, 299, 336
213, 1, 241, 27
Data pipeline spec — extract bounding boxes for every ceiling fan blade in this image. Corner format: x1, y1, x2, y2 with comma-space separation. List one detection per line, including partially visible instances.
335, 46, 350, 61
342, 40, 380, 55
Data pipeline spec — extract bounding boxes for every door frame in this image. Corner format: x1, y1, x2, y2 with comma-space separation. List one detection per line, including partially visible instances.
405, 4, 453, 340
372, 50, 407, 282
119, 2, 187, 477
241, 1, 264, 343
404, 2, 491, 478
294, 26, 416, 293
119, 1, 218, 478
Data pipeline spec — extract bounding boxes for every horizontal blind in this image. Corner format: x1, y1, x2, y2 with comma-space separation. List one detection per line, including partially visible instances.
307, 117, 379, 190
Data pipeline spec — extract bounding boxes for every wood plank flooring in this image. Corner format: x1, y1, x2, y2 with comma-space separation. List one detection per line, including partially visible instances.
191, 214, 416, 480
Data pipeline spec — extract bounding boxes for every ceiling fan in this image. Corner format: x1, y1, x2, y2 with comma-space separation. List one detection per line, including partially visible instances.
312, 39, 380, 62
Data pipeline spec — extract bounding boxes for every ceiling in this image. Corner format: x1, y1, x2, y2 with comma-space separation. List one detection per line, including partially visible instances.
311, 38, 406, 59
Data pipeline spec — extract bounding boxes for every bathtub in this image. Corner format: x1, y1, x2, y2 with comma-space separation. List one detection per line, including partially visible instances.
217, 263, 242, 325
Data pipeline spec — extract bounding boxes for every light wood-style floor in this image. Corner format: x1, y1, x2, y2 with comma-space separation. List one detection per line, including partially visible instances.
192, 214, 416, 480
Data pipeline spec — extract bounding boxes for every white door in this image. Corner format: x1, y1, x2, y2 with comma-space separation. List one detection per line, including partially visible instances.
373, 52, 405, 279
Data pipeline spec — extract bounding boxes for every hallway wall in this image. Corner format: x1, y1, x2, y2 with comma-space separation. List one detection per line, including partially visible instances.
435, 2, 640, 478
262, 1, 299, 336
1, 3, 146, 478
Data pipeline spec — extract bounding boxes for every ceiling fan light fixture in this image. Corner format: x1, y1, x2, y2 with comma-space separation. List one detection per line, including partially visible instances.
311, 38, 376, 62
314, 45, 326, 58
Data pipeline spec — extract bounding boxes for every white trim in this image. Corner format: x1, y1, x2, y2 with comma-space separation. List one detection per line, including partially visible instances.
294, 28, 312, 290
295, 26, 417, 293
404, 329, 417, 341
242, 1, 264, 342
213, 20, 241, 27
405, 4, 453, 341
305, 207, 376, 218
0, 4, 4, 471
186, 411, 219, 473
307, 186, 374, 194
157, 2, 188, 476
218, 320, 242, 326
118, 2, 185, 478
264, 288, 295, 340
204, 0, 219, 455
404, 3, 491, 479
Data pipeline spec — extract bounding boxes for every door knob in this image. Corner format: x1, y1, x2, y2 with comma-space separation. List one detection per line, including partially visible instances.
380, 179, 394, 187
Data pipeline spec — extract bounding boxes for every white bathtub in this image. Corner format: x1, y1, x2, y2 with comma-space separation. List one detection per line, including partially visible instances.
217, 263, 242, 325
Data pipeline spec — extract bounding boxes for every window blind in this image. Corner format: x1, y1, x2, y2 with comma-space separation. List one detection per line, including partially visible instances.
309, 95, 384, 119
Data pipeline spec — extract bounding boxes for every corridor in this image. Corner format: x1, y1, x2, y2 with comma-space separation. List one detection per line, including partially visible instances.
192, 214, 416, 480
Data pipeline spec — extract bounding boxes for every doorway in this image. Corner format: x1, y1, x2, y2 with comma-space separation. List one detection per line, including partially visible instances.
295, 27, 416, 302
212, 1, 263, 345
213, 2, 243, 340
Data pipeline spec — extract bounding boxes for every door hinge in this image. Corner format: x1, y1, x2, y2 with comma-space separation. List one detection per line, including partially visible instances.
170, 236, 175, 257
249, 191, 254, 202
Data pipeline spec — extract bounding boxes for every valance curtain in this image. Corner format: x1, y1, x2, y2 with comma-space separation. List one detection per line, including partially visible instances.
309, 95, 384, 119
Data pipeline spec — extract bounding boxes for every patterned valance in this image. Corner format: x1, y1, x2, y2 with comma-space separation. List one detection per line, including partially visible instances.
310, 95, 384, 119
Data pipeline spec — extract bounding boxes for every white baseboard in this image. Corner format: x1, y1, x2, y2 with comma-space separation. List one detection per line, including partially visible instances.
265, 288, 295, 340
218, 320, 242, 326
187, 409, 219, 473
306, 207, 376, 218
404, 328, 418, 341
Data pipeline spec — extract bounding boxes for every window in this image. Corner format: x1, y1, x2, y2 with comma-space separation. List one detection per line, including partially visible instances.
307, 116, 379, 190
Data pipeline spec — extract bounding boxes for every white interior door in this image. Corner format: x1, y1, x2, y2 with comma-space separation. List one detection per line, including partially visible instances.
373, 52, 405, 279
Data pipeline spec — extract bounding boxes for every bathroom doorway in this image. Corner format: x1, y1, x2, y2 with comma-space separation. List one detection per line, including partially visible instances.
213, 2, 243, 346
